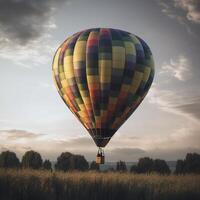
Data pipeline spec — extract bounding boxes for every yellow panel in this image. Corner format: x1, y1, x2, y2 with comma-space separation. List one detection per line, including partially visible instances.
81, 91, 89, 97
79, 104, 86, 110
130, 71, 143, 94
63, 55, 75, 79
60, 88, 65, 93
99, 60, 112, 68
64, 55, 73, 64
61, 80, 68, 88
112, 48, 125, 68
130, 35, 141, 45
73, 41, 86, 62
112, 46, 125, 54
99, 60, 112, 83
112, 49, 125, 68
124, 42, 136, 55
59, 72, 65, 80
65, 68, 74, 79
87, 75, 99, 83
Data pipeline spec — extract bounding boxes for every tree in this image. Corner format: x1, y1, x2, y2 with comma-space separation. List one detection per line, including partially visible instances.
175, 153, 200, 174
0, 151, 20, 169
90, 161, 100, 171
175, 160, 185, 174
55, 152, 72, 172
153, 159, 171, 175
116, 161, 127, 172
184, 153, 200, 173
55, 152, 89, 171
21, 150, 42, 169
72, 155, 89, 171
43, 159, 52, 171
137, 157, 153, 173
130, 165, 138, 173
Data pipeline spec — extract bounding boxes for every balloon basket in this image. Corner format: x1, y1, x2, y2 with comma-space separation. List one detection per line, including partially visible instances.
96, 148, 105, 164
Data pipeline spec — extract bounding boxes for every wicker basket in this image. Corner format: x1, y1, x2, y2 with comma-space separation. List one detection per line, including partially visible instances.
96, 155, 105, 164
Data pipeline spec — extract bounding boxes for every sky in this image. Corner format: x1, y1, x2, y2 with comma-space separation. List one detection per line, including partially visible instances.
0, 0, 200, 162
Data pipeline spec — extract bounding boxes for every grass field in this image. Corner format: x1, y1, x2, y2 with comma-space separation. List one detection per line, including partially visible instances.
0, 169, 200, 200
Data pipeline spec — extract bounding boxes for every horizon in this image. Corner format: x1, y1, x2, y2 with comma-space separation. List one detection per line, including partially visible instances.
0, 0, 200, 162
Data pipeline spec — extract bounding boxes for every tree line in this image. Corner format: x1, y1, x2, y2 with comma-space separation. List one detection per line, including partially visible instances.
0, 150, 200, 174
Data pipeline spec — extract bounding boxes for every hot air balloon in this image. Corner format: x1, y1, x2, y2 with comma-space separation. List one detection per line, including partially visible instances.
52, 28, 154, 164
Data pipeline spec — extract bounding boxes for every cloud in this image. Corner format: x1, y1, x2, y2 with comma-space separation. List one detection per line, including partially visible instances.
148, 86, 200, 122
160, 55, 192, 81
0, 36, 57, 67
0, 0, 66, 45
158, 0, 184, 22
157, 0, 200, 24
0, 129, 44, 140
175, 0, 200, 24
0, 0, 69, 68
175, 100, 200, 120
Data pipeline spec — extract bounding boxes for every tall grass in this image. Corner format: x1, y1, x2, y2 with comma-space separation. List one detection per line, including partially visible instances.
0, 169, 199, 200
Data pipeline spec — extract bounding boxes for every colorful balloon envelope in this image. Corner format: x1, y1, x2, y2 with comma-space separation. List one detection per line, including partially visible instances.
52, 28, 154, 150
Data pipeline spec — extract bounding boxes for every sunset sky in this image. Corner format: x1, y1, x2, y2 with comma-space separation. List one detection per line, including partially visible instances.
0, 0, 200, 162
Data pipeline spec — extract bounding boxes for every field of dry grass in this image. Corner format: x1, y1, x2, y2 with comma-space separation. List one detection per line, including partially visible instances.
0, 169, 200, 200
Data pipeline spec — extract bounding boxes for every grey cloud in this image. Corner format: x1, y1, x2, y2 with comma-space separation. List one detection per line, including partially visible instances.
175, 99, 200, 120
175, 0, 200, 23
0, 129, 44, 140
148, 87, 200, 122
160, 55, 192, 81
157, 0, 200, 24
0, 0, 66, 45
